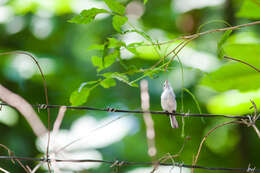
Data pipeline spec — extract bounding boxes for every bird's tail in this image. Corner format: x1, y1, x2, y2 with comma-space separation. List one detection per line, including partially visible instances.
170, 115, 179, 128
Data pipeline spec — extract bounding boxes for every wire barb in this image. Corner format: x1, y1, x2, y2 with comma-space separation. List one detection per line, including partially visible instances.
247, 163, 256, 173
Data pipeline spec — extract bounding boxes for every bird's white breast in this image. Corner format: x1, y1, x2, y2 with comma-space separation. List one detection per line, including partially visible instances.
161, 89, 177, 112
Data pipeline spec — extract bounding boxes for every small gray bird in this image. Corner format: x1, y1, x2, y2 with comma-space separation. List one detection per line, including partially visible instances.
161, 80, 179, 128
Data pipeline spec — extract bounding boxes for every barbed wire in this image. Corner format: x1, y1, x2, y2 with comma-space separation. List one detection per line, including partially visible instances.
0, 103, 259, 120
0, 155, 258, 172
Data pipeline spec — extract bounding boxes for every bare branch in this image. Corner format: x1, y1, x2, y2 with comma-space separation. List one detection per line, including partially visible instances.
140, 80, 157, 160
0, 85, 47, 136
53, 106, 67, 133
0, 167, 10, 173
192, 120, 243, 173
224, 55, 260, 72
127, 21, 260, 48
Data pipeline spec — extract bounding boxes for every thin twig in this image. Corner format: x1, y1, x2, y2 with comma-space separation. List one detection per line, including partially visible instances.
244, 100, 260, 139
0, 144, 30, 173
151, 137, 189, 173
150, 39, 187, 69
224, 55, 260, 72
192, 120, 243, 173
0, 51, 52, 172
125, 21, 260, 49
164, 36, 198, 71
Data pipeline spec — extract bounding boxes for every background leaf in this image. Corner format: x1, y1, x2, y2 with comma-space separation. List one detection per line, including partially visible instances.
200, 43, 260, 92
237, 0, 260, 19
88, 44, 104, 51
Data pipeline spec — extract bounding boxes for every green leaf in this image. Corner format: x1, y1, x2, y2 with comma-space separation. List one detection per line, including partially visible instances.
78, 80, 100, 90
126, 42, 144, 55
108, 37, 125, 48
104, 0, 125, 15
112, 15, 128, 32
70, 87, 90, 106
92, 56, 103, 69
100, 78, 116, 88
104, 50, 119, 68
88, 44, 104, 51
237, 0, 260, 19
207, 89, 260, 115
92, 50, 119, 72
70, 80, 100, 106
101, 72, 137, 87
68, 8, 109, 24
200, 44, 260, 92
144, 0, 148, 4
217, 30, 232, 59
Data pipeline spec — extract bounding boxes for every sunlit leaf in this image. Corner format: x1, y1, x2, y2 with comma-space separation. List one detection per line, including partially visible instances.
91, 56, 103, 70
126, 42, 144, 55
207, 89, 260, 115
101, 72, 137, 87
237, 0, 260, 19
92, 50, 119, 72
104, 50, 119, 68
68, 8, 109, 24
108, 37, 125, 48
104, 0, 125, 15
70, 87, 90, 106
200, 43, 260, 92
100, 78, 116, 88
112, 15, 128, 32
88, 44, 104, 51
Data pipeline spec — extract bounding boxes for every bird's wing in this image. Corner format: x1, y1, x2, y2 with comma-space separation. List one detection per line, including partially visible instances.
167, 93, 177, 112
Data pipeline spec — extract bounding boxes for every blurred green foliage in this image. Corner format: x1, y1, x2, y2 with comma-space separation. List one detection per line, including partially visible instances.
1, 0, 260, 172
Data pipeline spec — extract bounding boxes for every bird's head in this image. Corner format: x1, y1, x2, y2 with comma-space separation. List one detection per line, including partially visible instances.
163, 80, 170, 90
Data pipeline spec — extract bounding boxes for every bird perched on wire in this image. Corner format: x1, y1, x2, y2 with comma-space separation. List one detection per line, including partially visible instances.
161, 80, 179, 128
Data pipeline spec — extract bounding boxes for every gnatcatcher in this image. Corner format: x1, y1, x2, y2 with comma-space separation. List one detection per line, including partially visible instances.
161, 80, 179, 128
